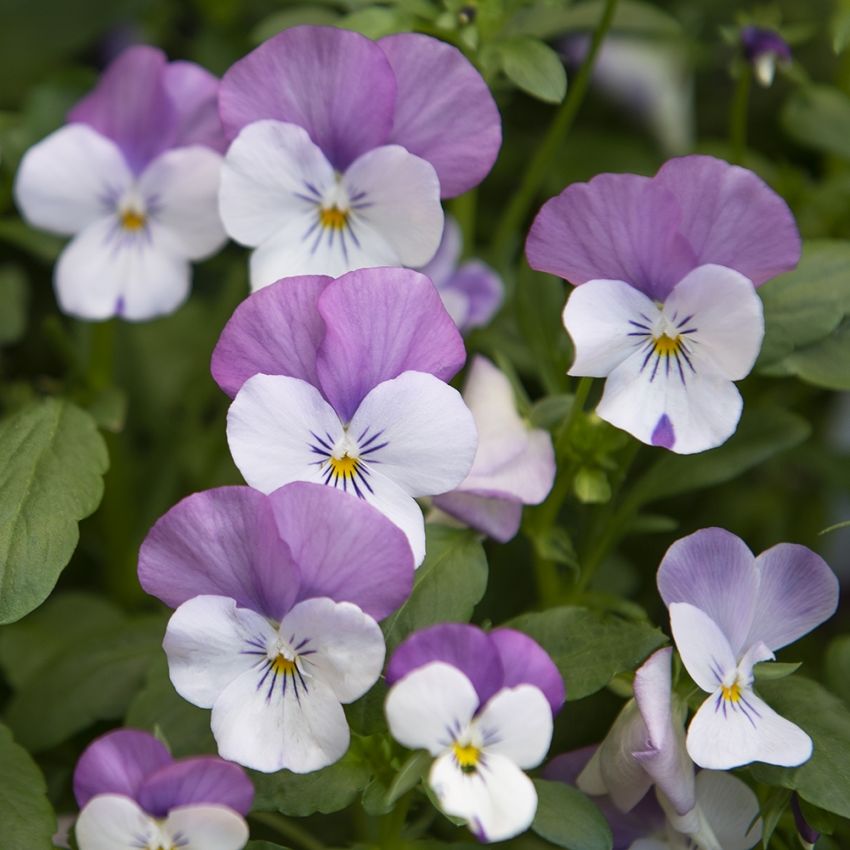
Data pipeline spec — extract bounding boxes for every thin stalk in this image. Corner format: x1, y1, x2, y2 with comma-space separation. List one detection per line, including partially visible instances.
86, 319, 116, 391
729, 64, 751, 164
449, 189, 478, 253
250, 812, 327, 850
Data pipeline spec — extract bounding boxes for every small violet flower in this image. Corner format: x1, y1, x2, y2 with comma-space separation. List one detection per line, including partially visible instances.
741, 26, 792, 88
385, 623, 564, 843
526, 155, 800, 454
138, 482, 415, 773
15, 46, 227, 320
419, 216, 504, 331
658, 528, 839, 769
212, 267, 478, 564
73, 728, 253, 850
217, 25, 501, 289
431, 356, 555, 542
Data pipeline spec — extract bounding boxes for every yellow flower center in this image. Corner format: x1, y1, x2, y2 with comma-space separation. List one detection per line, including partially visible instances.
271, 654, 297, 676
120, 209, 146, 231
721, 682, 742, 702
319, 206, 348, 230
453, 742, 481, 774
328, 453, 360, 480
653, 333, 682, 356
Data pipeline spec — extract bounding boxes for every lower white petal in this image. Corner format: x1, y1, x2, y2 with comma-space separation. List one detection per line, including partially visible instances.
75, 794, 158, 850
474, 686, 553, 769
430, 750, 538, 843
693, 770, 762, 850
164, 805, 249, 850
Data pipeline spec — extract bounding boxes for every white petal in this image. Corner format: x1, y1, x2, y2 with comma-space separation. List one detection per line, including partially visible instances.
694, 771, 762, 850
669, 603, 735, 694
279, 598, 384, 703
664, 265, 764, 381
475, 686, 552, 769
686, 686, 812, 770
562, 279, 658, 377
385, 662, 479, 756
55, 218, 190, 321
342, 144, 444, 268
211, 659, 350, 773
75, 795, 157, 850
349, 371, 478, 497
227, 374, 341, 494
15, 124, 131, 235
164, 805, 249, 850
138, 146, 227, 260
430, 750, 538, 843
164, 595, 276, 708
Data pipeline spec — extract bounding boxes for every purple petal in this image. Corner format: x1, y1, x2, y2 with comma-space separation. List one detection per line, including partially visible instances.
138, 486, 301, 621
490, 628, 565, 714
269, 482, 414, 621
419, 215, 462, 287
447, 261, 504, 330
525, 173, 696, 300
316, 267, 466, 421
219, 25, 396, 170
651, 414, 675, 449
741, 26, 792, 62
652, 155, 800, 285
379, 34, 501, 198
746, 543, 838, 651
74, 729, 172, 809
69, 46, 175, 174
656, 527, 759, 657
162, 61, 227, 154
211, 275, 332, 398
432, 491, 523, 542
137, 757, 254, 818
386, 623, 503, 708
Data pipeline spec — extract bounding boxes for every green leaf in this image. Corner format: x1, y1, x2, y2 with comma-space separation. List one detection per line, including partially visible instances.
780, 317, 850, 390
753, 661, 801, 680
252, 749, 371, 816
750, 677, 850, 818
782, 85, 850, 160
529, 394, 574, 430
382, 525, 488, 652
386, 749, 431, 806
529, 525, 580, 572
531, 779, 612, 850
5, 615, 163, 752
495, 37, 567, 104
573, 467, 611, 504
512, 0, 682, 39
0, 398, 109, 624
506, 606, 666, 700
338, 7, 413, 38
251, 7, 339, 43
246, 843, 294, 850
0, 723, 56, 850
0, 218, 63, 264
825, 635, 850, 706
0, 265, 28, 345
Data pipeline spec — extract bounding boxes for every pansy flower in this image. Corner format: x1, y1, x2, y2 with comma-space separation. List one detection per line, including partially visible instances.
526, 155, 800, 454
138, 482, 414, 773
431, 356, 555, 542
212, 267, 478, 564
15, 46, 227, 320
73, 728, 252, 850
217, 25, 501, 289
741, 26, 792, 87
419, 216, 504, 331
385, 624, 564, 842
657, 528, 838, 769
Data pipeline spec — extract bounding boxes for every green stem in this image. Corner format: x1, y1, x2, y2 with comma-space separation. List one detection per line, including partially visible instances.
86, 319, 116, 391
378, 791, 413, 849
250, 812, 327, 850
449, 189, 478, 253
729, 64, 751, 164
557, 376, 593, 456
490, 0, 620, 262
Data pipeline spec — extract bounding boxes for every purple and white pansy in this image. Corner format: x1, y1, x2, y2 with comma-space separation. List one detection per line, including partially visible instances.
15, 46, 227, 320
526, 155, 800, 454
213, 266, 478, 564
384, 624, 564, 843
217, 26, 501, 289
741, 26, 792, 87
431, 356, 556, 542
73, 729, 253, 850
138, 482, 415, 773
658, 528, 838, 769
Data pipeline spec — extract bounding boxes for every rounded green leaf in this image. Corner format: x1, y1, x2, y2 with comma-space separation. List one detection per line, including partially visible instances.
497, 37, 567, 104
532, 779, 612, 850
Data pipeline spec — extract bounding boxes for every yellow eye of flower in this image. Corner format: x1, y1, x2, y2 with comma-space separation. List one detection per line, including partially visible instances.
721, 682, 742, 702
652, 333, 682, 356
453, 742, 481, 773
120, 209, 146, 231
271, 655, 297, 676
328, 454, 359, 479
319, 206, 348, 230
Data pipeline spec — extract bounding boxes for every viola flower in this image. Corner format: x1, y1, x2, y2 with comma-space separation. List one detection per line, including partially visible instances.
138, 482, 415, 773
431, 356, 555, 542
14, 46, 227, 320
385, 624, 564, 843
657, 527, 839, 769
217, 25, 501, 289
419, 216, 504, 331
73, 728, 253, 850
741, 26, 792, 87
526, 155, 800, 453
212, 267, 478, 564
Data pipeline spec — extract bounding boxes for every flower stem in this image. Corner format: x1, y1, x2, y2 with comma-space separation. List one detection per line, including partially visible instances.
490, 0, 620, 263
450, 189, 478, 253
250, 811, 327, 850
86, 318, 116, 391
729, 64, 751, 164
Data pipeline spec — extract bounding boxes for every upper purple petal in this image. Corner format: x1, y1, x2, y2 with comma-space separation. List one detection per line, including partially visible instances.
211, 275, 332, 398
525, 172, 696, 300
652, 155, 800, 285
316, 267, 467, 421
386, 623, 504, 708
746, 543, 839, 651
162, 61, 227, 154
489, 627, 565, 714
431, 491, 523, 542
219, 25, 396, 170
74, 729, 172, 809
268, 482, 414, 621
656, 527, 759, 657
138, 486, 301, 621
741, 27, 792, 63
137, 757, 254, 818
378, 34, 501, 198
446, 261, 504, 329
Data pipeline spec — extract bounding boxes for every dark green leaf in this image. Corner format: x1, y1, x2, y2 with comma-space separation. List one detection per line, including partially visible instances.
529, 394, 574, 430
531, 779, 612, 850
251, 7, 340, 43
512, 0, 682, 39
496, 38, 567, 104
246, 843, 294, 850
0, 219, 64, 264
0, 398, 109, 624
753, 661, 801, 681
0, 265, 27, 345
825, 635, 850, 706
781, 317, 850, 390
782, 85, 850, 160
